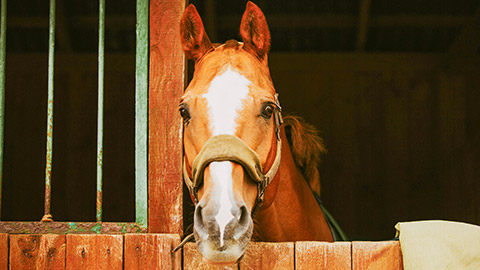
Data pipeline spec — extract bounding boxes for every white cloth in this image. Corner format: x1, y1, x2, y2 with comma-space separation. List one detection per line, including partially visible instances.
395, 220, 480, 270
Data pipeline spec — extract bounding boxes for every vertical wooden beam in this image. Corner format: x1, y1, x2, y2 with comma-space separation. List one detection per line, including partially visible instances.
56, 0, 72, 52
148, 0, 186, 233
124, 234, 181, 270
383, 72, 410, 226
437, 74, 468, 221
352, 241, 403, 270
356, 0, 371, 51
295, 242, 351, 270
0, 234, 7, 270
10, 234, 65, 269
66, 234, 123, 270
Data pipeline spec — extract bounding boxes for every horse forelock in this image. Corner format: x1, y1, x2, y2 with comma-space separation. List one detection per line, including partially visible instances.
283, 115, 326, 197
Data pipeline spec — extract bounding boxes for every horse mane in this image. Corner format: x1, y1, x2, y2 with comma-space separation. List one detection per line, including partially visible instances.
283, 115, 326, 197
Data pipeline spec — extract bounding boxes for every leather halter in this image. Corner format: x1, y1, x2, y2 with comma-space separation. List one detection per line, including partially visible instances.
183, 94, 283, 216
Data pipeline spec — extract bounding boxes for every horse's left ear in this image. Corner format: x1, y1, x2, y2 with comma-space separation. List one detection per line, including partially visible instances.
180, 4, 212, 61
240, 1, 271, 61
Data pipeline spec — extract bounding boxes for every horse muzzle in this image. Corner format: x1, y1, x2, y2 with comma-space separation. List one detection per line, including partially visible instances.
193, 169, 254, 263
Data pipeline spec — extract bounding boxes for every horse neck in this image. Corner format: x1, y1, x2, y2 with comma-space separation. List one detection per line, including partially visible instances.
253, 127, 333, 242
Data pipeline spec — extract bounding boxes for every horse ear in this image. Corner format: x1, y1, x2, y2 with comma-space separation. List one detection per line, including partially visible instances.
240, 1, 271, 61
180, 4, 212, 61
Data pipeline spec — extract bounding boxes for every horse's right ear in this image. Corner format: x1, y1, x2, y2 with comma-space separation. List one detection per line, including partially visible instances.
180, 4, 212, 61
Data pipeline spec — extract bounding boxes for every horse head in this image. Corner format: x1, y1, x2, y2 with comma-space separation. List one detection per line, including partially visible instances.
179, 1, 281, 263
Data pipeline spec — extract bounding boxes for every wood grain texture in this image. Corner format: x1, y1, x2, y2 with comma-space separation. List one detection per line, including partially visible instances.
66, 234, 122, 270
296, 241, 351, 270
352, 241, 402, 270
183, 242, 238, 270
124, 233, 181, 270
10, 234, 65, 270
240, 242, 294, 270
437, 74, 470, 222
0, 234, 8, 270
148, 0, 186, 234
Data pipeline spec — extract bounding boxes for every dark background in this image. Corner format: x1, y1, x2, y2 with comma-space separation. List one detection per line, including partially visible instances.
2, 0, 479, 240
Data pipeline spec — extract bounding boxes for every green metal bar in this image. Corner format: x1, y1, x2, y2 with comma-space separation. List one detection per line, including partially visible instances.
0, 0, 7, 220
96, 0, 105, 222
135, 0, 148, 229
41, 0, 55, 222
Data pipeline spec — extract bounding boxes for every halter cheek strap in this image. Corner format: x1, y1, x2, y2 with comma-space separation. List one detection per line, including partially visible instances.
183, 94, 283, 215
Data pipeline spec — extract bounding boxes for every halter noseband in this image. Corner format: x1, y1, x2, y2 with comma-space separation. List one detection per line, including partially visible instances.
183, 94, 283, 216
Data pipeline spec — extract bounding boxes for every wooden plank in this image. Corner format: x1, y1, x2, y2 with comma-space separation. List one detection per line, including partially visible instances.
183, 242, 238, 270
66, 234, 122, 270
352, 241, 402, 270
0, 234, 8, 270
407, 78, 438, 220
10, 234, 65, 269
296, 241, 351, 270
184, 242, 293, 269
148, 0, 185, 234
0, 222, 145, 234
383, 72, 410, 227
356, 0, 371, 51
437, 74, 469, 222
326, 71, 357, 238
124, 234, 181, 270
240, 242, 294, 269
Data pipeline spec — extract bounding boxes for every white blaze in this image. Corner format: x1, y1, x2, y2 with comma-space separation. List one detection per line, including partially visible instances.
202, 67, 250, 246
202, 66, 251, 136
209, 162, 234, 246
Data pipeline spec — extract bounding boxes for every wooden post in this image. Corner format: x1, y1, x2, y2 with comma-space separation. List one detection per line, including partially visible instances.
148, 0, 186, 233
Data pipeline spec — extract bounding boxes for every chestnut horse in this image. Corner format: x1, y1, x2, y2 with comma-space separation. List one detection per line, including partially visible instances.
179, 1, 346, 264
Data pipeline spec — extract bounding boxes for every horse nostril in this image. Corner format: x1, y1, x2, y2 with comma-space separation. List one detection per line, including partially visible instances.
233, 205, 251, 240
238, 206, 249, 226
194, 205, 209, 240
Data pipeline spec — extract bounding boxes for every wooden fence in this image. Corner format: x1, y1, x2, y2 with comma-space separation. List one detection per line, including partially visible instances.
0, 234, 402, 269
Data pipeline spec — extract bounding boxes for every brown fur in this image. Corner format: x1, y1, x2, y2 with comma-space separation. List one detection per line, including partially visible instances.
283, 115, 326, 197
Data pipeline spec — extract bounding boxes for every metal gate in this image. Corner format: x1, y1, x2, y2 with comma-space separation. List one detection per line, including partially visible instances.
0, 0, 149, 233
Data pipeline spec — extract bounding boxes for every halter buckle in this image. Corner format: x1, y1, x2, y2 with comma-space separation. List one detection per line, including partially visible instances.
274, 94, 283, 141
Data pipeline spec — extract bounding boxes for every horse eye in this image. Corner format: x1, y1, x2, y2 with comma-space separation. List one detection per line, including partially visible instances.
179, 107, 191, 122
261, 104, 274, 119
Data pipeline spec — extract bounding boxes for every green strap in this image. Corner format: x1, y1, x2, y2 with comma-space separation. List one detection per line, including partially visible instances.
313, 192, 349, 241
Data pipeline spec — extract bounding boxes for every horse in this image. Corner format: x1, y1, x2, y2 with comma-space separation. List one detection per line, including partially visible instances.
179, 1, 345, 264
